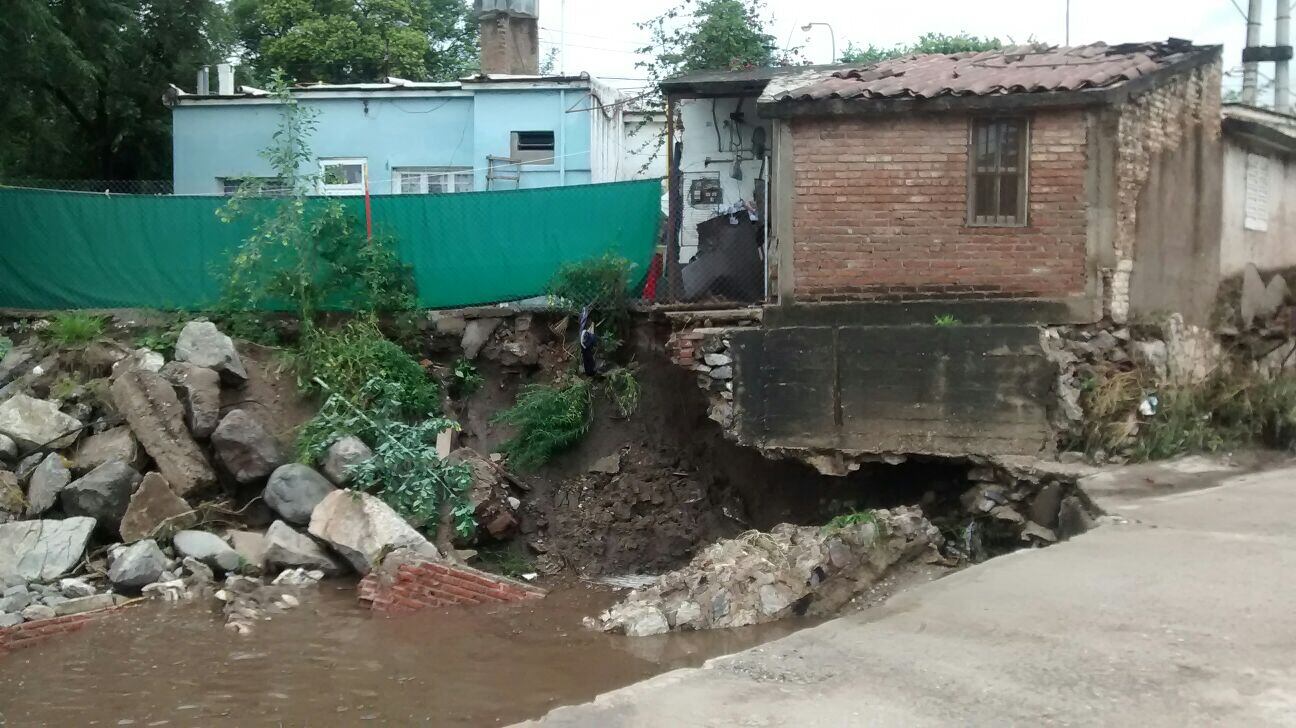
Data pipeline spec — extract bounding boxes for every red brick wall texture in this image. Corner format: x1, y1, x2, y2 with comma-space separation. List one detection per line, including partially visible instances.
0, 607, 125, 654
358, 558, 544, 614
790, 111, 1090, 301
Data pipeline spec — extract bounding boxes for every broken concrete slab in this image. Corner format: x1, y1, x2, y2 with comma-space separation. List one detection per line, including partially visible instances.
110, 370, 216, 497
0, 393, 82, 452
461, 318, 502, 360
174, 321, 247, 384
119, 472, 196, 543
0, 517, 96, 584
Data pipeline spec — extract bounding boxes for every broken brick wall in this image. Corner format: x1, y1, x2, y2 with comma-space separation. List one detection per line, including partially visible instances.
358, 555, 544, 614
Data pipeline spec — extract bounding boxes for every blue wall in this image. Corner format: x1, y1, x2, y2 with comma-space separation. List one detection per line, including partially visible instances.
172, 88, 593, 195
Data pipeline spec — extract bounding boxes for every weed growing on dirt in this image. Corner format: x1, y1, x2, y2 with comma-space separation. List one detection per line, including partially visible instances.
449, 357, 484, 399
45, 313, 105, 348
297, 319, 439, 418
49, 374, 82, 401
547, 253, 636, 323
822, 510, 888, 536
298, 377, 474, 538
493, 376, 594, 471
475, 545, 534, 579
604, 366, 641, 417
0, 336, 11, 360
933, 314, 961, 327
133, 315, 187, 357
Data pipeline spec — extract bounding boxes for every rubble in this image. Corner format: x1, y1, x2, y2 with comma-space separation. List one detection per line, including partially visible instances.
119, 473, 195, 542
72, 426, 145, 475
263, 520, 344, 576
211, 409, 284, 485
264, 464, 337, 524
0, 393, 82, 451
320, 435, 373, 485
174, 321, 248, 384
108, 539, 168, 591
0, 517, 96, 584
173, 530, 242, 573
159, 362, 222, 440
110, 369, 216, 496
589, 507, 942, 636
308, 489, 440, 573
59, 460, 142, 530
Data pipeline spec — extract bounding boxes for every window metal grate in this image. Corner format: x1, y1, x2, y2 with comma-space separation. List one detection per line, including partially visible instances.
968, 118, 1029, 227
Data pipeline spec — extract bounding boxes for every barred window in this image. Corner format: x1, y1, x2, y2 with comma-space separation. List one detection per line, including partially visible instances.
968, 118, 1029, 226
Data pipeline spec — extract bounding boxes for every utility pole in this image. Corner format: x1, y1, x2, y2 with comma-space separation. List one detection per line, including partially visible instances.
1243, 0, 1263, 105
1065, 0, 1071, 46
1278, 0, 1292, 112
1242, 0, 1295, 109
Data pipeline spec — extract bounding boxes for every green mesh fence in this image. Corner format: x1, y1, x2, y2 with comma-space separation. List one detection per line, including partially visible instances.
0, 180, 662, 311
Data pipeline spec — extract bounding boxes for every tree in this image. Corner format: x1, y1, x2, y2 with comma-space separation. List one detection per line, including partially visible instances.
231, 0, 478, 84
637, 0, 791, 86
840, 32, 1002, 66
0, 0, 232, 181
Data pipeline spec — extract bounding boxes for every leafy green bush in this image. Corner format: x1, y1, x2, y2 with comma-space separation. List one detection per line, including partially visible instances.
449, 358, 484, 399
822, 510, 886, 535
298, 319, 439, 418
604, 367, 641, 418
0, 336, 11, 360
546, 253, 636, 320
45, 313, 105, 348
493, 377, 594, 471
297, 377, 473, 538
1132, 370, 1296, 461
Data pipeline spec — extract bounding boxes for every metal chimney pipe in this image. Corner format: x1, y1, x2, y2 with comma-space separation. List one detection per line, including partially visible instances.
216, 63, 235, 96
196, 66, 210, 95
1243, 0, 1264, 105
1278, 0, 1292, 112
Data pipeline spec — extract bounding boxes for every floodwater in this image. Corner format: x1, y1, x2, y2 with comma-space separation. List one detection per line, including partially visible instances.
0, 581, 805, 726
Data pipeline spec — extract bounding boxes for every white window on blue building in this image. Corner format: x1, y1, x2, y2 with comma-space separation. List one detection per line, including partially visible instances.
393, 167, 474, 194
319, 158, 368, 196
510, 131, 555, 164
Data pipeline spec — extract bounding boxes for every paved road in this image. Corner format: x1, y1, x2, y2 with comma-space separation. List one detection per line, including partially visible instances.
527, 458, 1296, 727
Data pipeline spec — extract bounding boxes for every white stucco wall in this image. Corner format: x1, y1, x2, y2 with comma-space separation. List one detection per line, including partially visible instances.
1221, 138, 1296, 277
677, 96, 770, 262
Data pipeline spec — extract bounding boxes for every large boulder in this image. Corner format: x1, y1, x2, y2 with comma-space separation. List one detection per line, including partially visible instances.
0, 433, 17, 465
72, 426, 144, 475
211, 410, 284, 485
60, 460, 142, 531
25, 453, 71, 516
0, 472, 22, 523
0, 517, 96, 584
264, 520, 345, 576
119, 473, 196, 543
0, 344, 40, 388
264, 464, 337, 525
159, 361, 221, 440
173, 530, 243, 573
110, 370, 216, 497
320, 436, 373, 486
0, 394, 82, 452
174, 321, 247, 385
308, 490, 439, 574
107, 539, 167, 591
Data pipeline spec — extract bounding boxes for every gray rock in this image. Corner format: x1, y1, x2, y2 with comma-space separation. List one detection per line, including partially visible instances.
26, 453, 71, 516
320, 436, 373, 486
174, 321, 247, 384
1263, 274, 1290, 319
181, 556, 214, 583
58, 577, 96, 598
263, 520, 345, 576
110, 370, 216, 497
60, 460, 142, 530
0, 394, 82, 452
0, 471, 24, 522
40, 594, 67, 608
0, 433, 16, 465
227, 530, 267, 574
21, 604, 56, 622
211, 410, 284, 485
1241, 263, 1267, 328
0, 588, 31, 613
0, 517, 96, 584
1057, 496, 1096, 540
72, 426, 144, 475
15, 452, 43, 485
110, 348, 165, 378
708, 365, 733, 380
308, 490, 439, 574
703, 353, 732, 367
108, 539, 168, 591
264, 464, 337, 524
0, 613, 21, 628
0, 344, 39, 388
461, 318, 502, 360
589, 453, 622, 475
173, 530, 243, 573
1029, 483, 1065, 530
1131, 340, 1169, 382
119, 472, 195, 543
55, 593, 118, 616
160, 361, 221, 440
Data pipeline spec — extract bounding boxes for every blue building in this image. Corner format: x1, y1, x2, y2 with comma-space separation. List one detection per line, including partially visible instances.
168, 73, 635, 196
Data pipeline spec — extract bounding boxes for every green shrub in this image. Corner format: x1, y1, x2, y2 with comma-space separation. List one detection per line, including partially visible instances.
298, 319, 439, 418
604, 367, 641, 418
133, 315, 187, 357
45, 313, 105, 348
298, 377, 473, 538
822, 510, 887, 535
493, 377, 594, 471
546, 253, 636, 320
0, 336, 11, 360
933, 314, 961, 327
449, 358, 484, 399
1132, 370, 1296, 461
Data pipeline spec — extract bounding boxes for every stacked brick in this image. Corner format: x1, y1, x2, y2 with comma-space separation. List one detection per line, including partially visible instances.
0, 604, 128, 654
788, 111, 1090, 302
358, 556, 543, 614
667, 330, 706, 367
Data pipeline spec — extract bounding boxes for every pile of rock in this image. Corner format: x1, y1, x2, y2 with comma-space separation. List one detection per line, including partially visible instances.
587, 507, 941, 637
0, 319, 448, 633
667, 329, 736, 429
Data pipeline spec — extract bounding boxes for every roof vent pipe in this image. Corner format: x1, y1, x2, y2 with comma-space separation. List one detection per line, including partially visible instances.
217, 63, 235, 96
197, 66, 210, 95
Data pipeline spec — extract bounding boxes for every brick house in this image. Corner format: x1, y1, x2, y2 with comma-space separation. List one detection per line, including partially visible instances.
662, 40, 1224, 324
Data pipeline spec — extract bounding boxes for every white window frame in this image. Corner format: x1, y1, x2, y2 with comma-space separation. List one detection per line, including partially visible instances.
510, 131, 556, 165
318, 158, 368, 196
391, 167, 474, 195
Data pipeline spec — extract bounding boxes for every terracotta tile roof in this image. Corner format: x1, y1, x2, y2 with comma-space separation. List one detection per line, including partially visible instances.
772, 39, 1215, 104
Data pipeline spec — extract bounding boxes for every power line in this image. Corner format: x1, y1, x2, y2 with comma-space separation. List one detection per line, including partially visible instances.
539, 38, 646, 55
1228, 0, 1250, 21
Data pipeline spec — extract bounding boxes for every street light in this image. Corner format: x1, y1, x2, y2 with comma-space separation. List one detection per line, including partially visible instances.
801, 22, 837, 63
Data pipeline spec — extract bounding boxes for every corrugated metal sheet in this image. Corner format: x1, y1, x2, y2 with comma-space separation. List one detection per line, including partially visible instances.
772, 39, 1212, 104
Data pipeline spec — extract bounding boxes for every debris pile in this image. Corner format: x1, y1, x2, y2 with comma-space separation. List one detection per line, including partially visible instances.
587, 506, 941, 636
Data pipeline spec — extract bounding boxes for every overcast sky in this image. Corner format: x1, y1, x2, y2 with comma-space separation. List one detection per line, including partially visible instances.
534, 0, 1262, 95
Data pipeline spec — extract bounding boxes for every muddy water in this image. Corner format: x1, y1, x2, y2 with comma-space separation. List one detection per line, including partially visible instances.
0, 582, 804, 726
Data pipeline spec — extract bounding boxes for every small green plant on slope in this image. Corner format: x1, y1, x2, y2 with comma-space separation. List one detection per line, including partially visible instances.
547, 253, 637, 325
49, 374, 82, 402
45, 313, 105, 348
0, 336, 11, 360
933, 314, 961, 327
822, 510, 890, 537
217, 72, 415, 328
493, 376, 594, 471
296, 318, 439, 419
449, 357, 484, 399
604, 366, 641, 418
133, 315, 187, 357
298, 377, 474, 538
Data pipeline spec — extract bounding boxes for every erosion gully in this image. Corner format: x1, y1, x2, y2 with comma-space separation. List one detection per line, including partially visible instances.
0, 581, 804, 726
